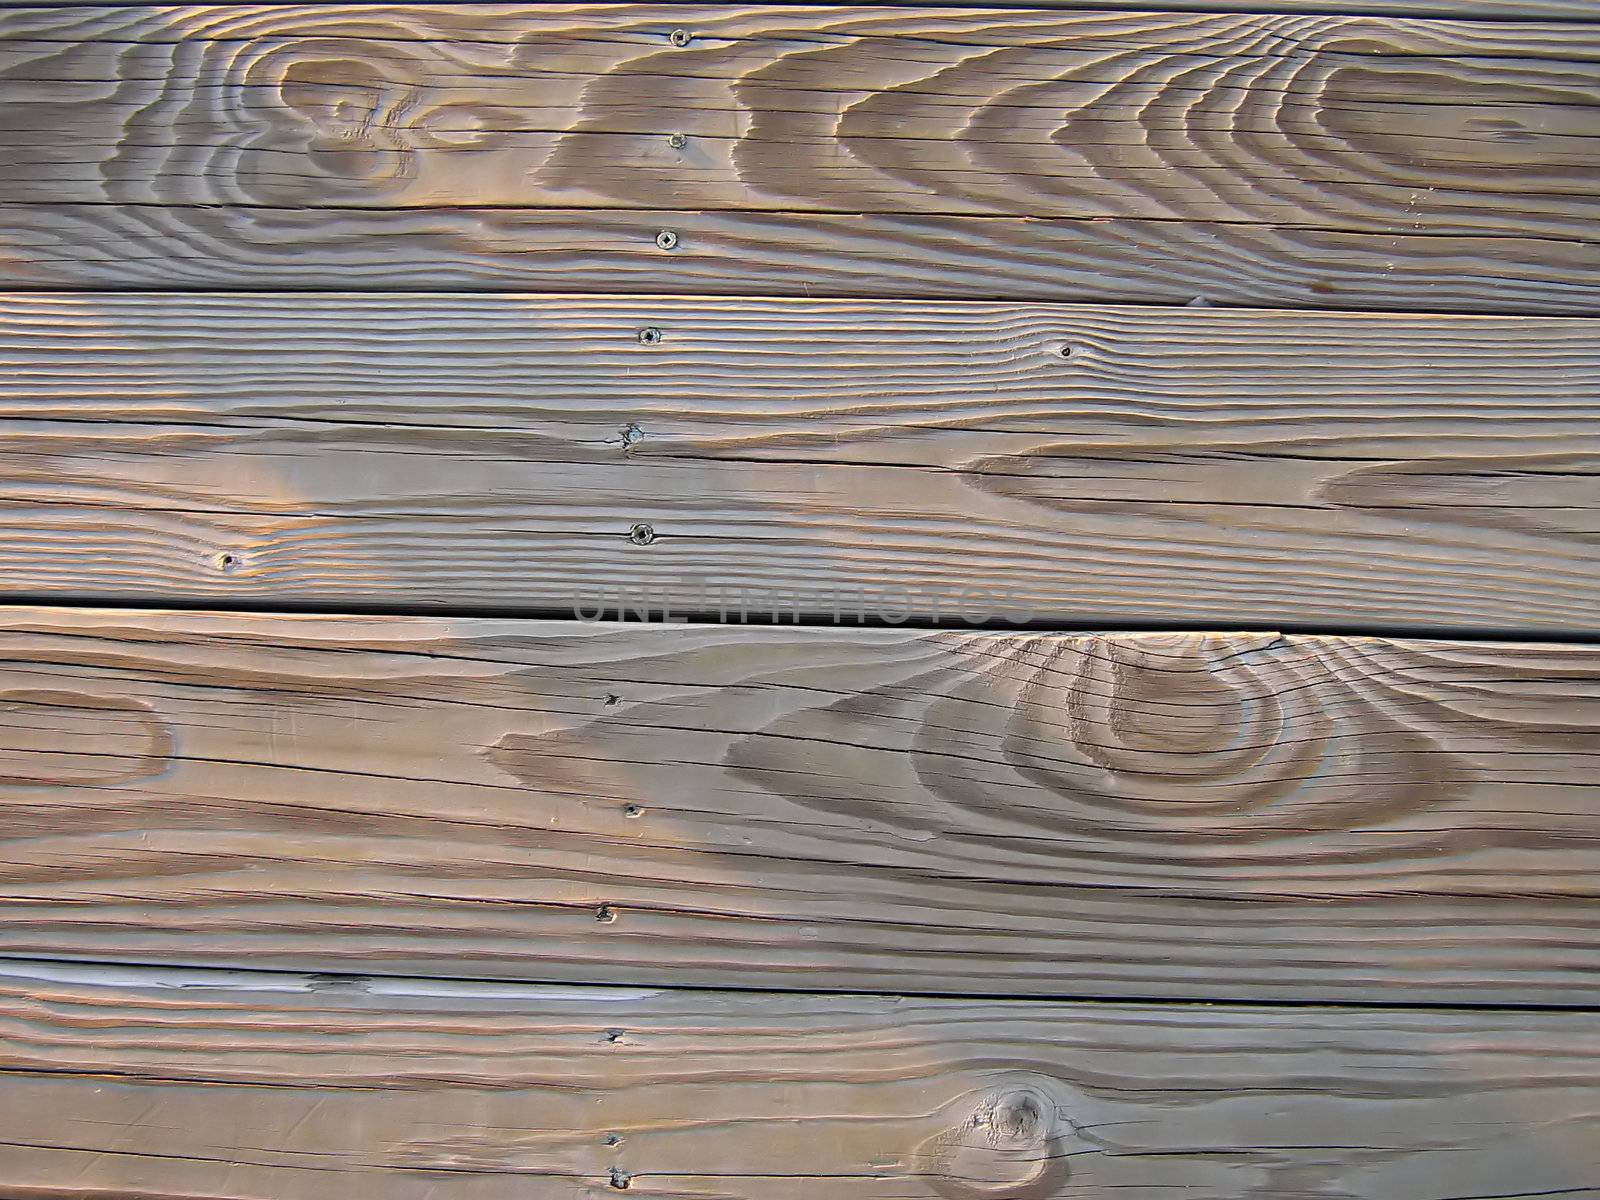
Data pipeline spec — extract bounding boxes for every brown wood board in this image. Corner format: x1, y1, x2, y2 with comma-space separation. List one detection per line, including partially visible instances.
0, 293, 1596, 632
0, 607, 1597, 1002
3, 5, 1600, 308
7, 204, 1600, 314
0, 959, 1598, 1199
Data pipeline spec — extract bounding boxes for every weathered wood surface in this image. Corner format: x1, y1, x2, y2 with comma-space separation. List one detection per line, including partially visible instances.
0, 960, 1597, 1200
7, 5, 1595, 229
9, 204, 1600, 314
3, 5, 1599, 310
0, 607, 1598, 1002
0, 293, 1596, 631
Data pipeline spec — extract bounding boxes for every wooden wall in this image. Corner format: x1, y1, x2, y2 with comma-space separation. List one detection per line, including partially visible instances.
0, 2, 1597, 1196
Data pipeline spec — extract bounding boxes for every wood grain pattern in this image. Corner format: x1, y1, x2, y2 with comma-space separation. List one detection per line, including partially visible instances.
3, 7, 1598, 255
9, 203, 1600, 314
0, 607, 1597, 1002
1, 959, 1598, 1200
0, 293, 1596, 631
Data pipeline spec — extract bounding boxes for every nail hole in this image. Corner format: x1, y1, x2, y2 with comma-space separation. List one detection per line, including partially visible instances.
610, 1167, 633, 1190
216, 552, 240, 573
667, 28, 691, 46
1058, 344, 1074, 359
655, 229, 679, 251
596, 904, 617, 923
604, 1134, 622, 1147
624, 804, 644, 819
605, 693, 622, 707
628, 522, 656, 546
620, 424, 644, 446
604, 1028, 625, 1044
637, 326, 662, 346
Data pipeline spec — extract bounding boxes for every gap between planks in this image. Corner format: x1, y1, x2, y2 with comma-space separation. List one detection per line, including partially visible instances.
5, 595, 1600, 645
4, 952, 1599, 1015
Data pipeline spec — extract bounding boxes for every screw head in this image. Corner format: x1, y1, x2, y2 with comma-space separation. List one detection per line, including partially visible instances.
667, 132, 688, 149
637, 326, 662, 346
628, 522, 656, 546
654, 229, 679, 251
667, 28, 691, 46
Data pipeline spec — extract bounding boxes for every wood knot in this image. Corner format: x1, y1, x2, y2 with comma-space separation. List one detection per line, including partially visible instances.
915, 1083, 1069, 1199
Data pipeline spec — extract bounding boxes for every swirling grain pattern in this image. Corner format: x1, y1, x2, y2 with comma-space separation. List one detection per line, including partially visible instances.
0, 607, 1595, 1002
2, 5, 1598, 235
0, 292, 1594, 631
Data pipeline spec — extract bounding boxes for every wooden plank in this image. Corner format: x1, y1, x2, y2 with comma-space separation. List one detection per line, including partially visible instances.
1, 961, 1598, 1200
0, 293, 1597, 632
7, 203, 1600, 314
3, 8, 1598, 249
0, 607, 1598, 1002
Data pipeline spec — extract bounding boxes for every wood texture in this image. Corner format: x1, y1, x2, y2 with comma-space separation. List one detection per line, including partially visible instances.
0, 293, 1596, 631
4, 5, 1599, 308
8, 203, 1600, 314
1, 960, 1599, 1200
0, 607, 1598, 1002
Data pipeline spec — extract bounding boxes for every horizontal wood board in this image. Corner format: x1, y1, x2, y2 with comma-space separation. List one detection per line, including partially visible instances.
11, 204, 1600, 315
0, 293, 1596, 632
0, 607, 1598, 1001
4, 4, 1600, 310
0, 959, 1598, 1199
